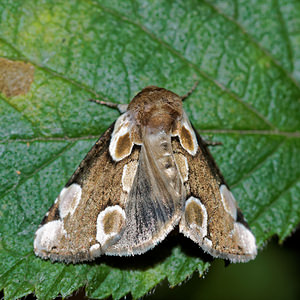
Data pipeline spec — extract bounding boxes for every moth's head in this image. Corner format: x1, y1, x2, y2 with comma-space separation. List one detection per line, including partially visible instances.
128, 86, 183, 132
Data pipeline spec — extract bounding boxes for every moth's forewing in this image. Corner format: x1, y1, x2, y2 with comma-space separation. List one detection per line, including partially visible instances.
177, 121, 257, 262
34, 124, 140, 263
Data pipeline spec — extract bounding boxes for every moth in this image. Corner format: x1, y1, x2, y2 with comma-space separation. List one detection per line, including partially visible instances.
34, 86, 257, 263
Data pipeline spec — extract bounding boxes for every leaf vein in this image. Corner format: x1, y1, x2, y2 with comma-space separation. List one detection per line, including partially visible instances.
0, 142, 76, 201
250, 174, 300, 224
273, 0, 294, 73
1, 129, 300, 145
0, 251, 32, 282
198, 129, 300, 137
231, 138, 287, 188
0, 135, 99, 143
0, 96, 38, 135
42, 266, 66, 300
0, 36, 113, 104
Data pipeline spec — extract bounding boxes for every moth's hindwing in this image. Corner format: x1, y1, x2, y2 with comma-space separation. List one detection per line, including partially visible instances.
176, 120, 257, 262
34, 123, 140, 263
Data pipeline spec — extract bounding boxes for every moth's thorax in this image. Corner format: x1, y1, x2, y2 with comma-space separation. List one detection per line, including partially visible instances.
128, 86, 183, 132
145, 129, 178, 183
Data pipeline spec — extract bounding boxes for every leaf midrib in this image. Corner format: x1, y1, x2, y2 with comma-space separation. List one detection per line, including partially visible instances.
1, 129, 299, 145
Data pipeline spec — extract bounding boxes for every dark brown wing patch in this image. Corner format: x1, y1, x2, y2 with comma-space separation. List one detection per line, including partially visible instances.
115, 132, 132, 159
179, 125, 195, 153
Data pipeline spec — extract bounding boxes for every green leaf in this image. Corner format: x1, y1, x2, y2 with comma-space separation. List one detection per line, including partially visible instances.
0, 0, 299, 299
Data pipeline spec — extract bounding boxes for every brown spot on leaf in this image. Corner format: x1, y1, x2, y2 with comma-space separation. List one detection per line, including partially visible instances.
103, 210, 125, 234
0, 58, 34, 97
115, 132, 132, 159
185, 201, 203, 227
179, 126, 194, 153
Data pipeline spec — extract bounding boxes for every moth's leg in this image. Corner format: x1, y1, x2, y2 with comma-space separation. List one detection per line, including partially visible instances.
181, 81, 199, 101
202, 139, 223, 147
89, 98, 128, 114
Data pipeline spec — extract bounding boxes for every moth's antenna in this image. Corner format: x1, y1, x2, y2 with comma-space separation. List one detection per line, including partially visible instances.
89, 98, 128, 114
181, 81, 199, 101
